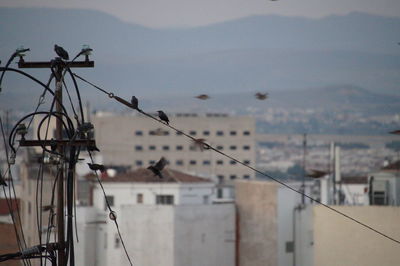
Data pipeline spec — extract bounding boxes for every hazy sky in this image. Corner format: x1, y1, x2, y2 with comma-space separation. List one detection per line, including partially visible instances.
1, 0, 400, 28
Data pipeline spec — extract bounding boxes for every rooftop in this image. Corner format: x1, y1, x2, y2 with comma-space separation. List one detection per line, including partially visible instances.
87, 168, 212, 184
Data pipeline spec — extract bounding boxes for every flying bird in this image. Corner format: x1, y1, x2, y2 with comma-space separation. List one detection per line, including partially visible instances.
255, 92, 268, 100
54, 44, 69, 60
307, 169, 329, 179
87, 163, 106, 173
157, 110, 169, 125
195, 94, 210, 100
191, 138, 209, 151
147, 157, 167, 179
131, 96, 139, 110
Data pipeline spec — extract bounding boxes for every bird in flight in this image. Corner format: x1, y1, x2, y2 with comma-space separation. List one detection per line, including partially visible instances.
87, 163, 106, 173
195, 94, 210, 100
147, 157, 167, 179
54, 44, 69, 60
307, 169, 329, 179
255, 92, 268, 100
157, 110, 169, 125
191, 138, 209, 151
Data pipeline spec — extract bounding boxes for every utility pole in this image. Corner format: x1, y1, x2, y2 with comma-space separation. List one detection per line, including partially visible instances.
18, 54, 94, 266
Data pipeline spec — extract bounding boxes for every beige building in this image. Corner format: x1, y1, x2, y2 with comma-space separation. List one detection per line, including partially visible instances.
92, 112, 256, 184
296, 205, 400, 266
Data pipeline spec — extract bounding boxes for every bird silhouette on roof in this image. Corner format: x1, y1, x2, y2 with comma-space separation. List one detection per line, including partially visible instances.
147, 157, 167, 179
54, 44, 69, 60
195, 94, 210, 100
255, 92, 268, 100
157, 110, 169, 125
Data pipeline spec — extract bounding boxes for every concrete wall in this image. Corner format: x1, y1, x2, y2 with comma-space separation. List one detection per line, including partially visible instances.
313, 206, 400, 266
235, 180, 278, 266
92, 182, 215, 211
119, 204, 235, 266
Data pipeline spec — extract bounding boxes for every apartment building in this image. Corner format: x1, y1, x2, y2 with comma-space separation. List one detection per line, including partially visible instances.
92, 112, 256, 183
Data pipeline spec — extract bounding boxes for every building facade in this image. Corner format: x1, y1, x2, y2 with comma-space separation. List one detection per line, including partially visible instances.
92, 113, 256, 183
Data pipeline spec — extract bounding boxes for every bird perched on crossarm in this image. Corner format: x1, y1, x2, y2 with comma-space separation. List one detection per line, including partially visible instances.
54, 44, 69, 60
147, 157, 167, 179
87, 163, 106, 173
157, 110, 169, 125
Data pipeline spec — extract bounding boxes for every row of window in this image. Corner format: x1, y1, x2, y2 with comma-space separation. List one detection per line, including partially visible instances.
136, 159, 251, 166
135, 130, 251, 137
135, 144, 251, 151
217, 174, 251, 182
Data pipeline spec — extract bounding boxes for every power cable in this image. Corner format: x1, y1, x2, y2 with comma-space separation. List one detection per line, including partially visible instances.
74, 74, 400, 246
87, 151, 134, 266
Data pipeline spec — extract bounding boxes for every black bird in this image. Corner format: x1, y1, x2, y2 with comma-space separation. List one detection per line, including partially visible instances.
50, 138, 57, 152
0, 175, 7, 186
195, 94, 210, 100
255, 92, 268, 100
147, 157, 167, 179
87, 163, 106, 173
54, 44, 69, 60
157, 110, 169, 125
131, 96, 139, 110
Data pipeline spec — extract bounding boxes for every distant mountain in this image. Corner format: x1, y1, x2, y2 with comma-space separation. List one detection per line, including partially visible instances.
1, 8, 400, 111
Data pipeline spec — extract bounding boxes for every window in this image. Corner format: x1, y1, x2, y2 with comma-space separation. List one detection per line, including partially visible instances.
156, 195, 174, 205
162, 145, 170, 151
217, 188, 223, 199
243, 145, 250, 150
203, 195, 209, 204
230, 131, 237, 136
189, 145, 197, 151
135, 130, 143, 136
243, 175, 250, 179
176, 145, 183, 151
217, 175, 224, 184
149, 145, 156, 151
243, 131, 251, 136
137, 193, 143, 204
203, 130, 210, 136
135, 160, 143, 166
243, 160, 250, 165
217, 160, 224, 165
189, 130, 197, 136
229, 145, 237, 150
216, 145, 223, 150
230, 160, 236, 165
176, 160, 184, 166
189, 160, 197, 165
286, 241, 294, 253
149, 160, 155, 165
216, 131, 224, 136
230, 175, 237, 180
176, 131, 183, 136
135, 145, 143, 151
203, 160, 211, 165
105, 196, 114, 211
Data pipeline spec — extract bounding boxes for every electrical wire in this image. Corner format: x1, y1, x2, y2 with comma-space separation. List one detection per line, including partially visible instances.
87, 151, 134, 266
74, 74, 400, 246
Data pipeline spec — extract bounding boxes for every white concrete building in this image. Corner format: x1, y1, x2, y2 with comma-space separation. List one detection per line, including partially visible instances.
76, 167, 235, 266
